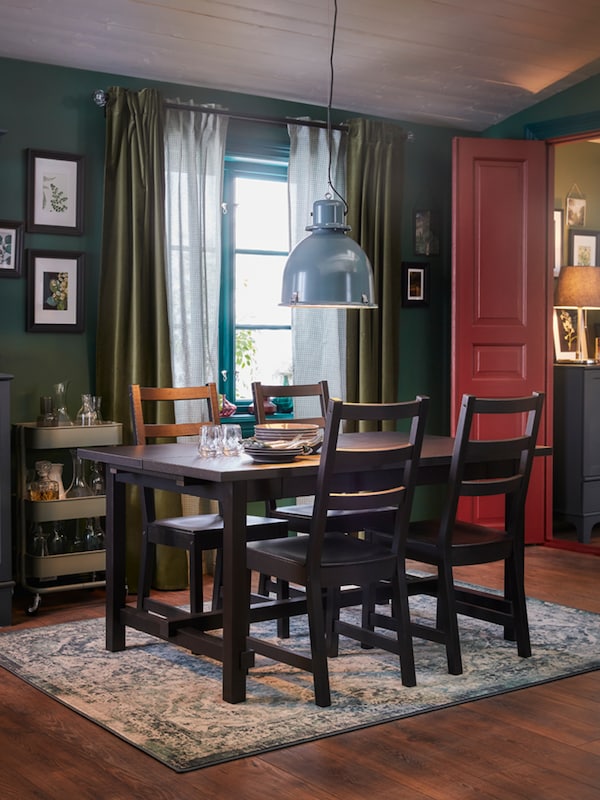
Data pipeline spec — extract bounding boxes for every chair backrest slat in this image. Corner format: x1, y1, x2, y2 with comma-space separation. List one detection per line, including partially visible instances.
129, 383, 220, 444
440, 392, 544, 539
251, 380, 330, 427
308, 396, 429, 573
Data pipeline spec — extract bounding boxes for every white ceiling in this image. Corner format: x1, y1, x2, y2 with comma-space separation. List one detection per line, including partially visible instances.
2, 0, 600, 131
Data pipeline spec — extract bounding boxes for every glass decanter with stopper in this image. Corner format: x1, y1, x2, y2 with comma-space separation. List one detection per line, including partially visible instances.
29, 461, 59, 501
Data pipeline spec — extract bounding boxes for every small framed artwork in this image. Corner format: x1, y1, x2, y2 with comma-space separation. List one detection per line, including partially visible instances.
0, 220, 24, 278
401, 262, 430, 307
553, 307, 585, 361
26, 250, 84, 333
553, 209, 563, 277
26, 149, 84, 235
568, 229, 599, 266
566, 183, 586, 227
413, 209, 440, 256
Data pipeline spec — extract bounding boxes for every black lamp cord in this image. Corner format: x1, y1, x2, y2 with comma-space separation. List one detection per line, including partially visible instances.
326, 0, 349, 215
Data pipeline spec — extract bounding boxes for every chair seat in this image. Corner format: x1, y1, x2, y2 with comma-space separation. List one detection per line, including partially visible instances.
273, 503, 397, 533
148, 514, 287, 551
408, 519, 513, 566
247, 531, 397, 586
150, 514, 283, 534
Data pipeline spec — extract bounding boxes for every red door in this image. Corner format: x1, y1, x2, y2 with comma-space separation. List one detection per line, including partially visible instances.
452, 136, 553, 543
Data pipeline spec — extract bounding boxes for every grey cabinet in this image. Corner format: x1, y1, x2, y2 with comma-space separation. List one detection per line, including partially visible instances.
0, 374, 14, 625
553, 363, 600, 542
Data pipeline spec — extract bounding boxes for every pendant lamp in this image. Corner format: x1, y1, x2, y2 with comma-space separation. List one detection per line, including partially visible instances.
280, 0, 377, 309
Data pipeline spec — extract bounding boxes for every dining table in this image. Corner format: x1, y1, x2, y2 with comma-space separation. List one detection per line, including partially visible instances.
79, 433, 549, 704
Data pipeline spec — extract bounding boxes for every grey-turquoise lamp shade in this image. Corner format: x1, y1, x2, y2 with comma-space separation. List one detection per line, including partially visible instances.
280, 198, 377, 308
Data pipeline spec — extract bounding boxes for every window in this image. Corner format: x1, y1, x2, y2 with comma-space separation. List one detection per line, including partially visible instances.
220, 159, 292, 404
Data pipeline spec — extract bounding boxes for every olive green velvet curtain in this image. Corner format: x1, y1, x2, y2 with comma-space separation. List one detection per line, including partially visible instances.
96, 87, 187, 591
345, 119, 405, 429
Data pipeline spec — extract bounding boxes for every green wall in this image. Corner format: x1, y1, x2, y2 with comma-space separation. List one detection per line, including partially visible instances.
484, 74, 600, 140
0, 56, 467, 432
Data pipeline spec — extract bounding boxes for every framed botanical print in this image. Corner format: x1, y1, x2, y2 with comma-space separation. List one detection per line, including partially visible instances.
26, 149, 84, 235
0, 220, 24, 278
26, 250, 84, 332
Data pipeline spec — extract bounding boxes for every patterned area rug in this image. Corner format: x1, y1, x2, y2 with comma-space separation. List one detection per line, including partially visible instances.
1, 594, 599, 772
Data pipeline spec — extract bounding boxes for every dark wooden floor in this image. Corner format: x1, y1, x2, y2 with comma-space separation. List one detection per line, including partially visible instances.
1, 546, 599, 799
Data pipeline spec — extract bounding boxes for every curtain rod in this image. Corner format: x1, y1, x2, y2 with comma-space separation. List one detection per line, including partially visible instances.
92, 90, 413, 140
92, 89, 346, 131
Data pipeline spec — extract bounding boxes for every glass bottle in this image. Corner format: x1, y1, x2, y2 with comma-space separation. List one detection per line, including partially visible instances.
66, 450, 92, 498
89, 461, 105, 495
71, 522, 85, 552
30, 524, 49, 557
93, 518, 105, 550
53, 381, 73, 426
29, 460, 59, 501
83, 518, 99, 551
92, 395, 103, 423
48, 521, 67, 555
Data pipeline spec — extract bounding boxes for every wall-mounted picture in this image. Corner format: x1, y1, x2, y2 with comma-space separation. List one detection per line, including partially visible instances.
0, 220, 24, 278
553, 209, 563, 277
26, 250, 84, 332
566, 196, 586, 227
568, 229, 599, 266
413, 209, 439, 256
401, 262, 430, 307
26, 149, 84, 235
553, 306, 585, 360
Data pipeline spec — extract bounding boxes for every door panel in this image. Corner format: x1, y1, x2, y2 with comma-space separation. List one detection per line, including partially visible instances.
452, 136, 552, 543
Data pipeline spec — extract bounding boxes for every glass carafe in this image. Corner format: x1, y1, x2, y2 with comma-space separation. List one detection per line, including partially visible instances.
76, 394, 97, 426
66, 450, 92, 498
53, 381, 73, 426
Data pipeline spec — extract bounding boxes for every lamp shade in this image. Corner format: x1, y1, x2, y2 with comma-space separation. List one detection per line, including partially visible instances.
555, 265, 600, 308
280, 198, 377, 308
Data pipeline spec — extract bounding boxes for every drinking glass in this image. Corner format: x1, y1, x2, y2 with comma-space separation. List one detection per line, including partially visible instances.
222, 424, 243, 456
199, 424, 223, 457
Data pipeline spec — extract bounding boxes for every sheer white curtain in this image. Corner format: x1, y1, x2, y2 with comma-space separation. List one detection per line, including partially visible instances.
164, 103, 229, 423
287, 123, 347, 403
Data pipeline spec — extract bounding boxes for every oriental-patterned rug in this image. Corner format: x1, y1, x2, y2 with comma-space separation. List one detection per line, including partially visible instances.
0, 594, 599, 772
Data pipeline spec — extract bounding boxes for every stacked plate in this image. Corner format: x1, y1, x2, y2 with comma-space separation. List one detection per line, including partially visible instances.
244, 422, 321, 463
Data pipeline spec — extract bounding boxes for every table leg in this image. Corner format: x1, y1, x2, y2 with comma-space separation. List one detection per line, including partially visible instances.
106, 467, 126, 651
220, 483, 250, 703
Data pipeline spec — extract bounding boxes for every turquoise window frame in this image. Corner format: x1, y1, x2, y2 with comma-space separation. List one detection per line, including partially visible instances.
219, 153, 290, 410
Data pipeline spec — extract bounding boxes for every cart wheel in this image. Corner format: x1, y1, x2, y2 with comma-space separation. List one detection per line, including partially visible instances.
26, 593, 41, 616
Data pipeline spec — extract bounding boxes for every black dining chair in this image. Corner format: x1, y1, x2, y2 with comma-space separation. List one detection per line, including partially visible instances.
245, 395, 429, 707
129, 383, 287, 622
368, 392, 544, 677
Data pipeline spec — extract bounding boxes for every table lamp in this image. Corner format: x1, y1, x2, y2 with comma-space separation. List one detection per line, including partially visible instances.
554, 265, 600, 361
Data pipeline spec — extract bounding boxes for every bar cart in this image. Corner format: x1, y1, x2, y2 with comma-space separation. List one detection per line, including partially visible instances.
14, 422, 122, 614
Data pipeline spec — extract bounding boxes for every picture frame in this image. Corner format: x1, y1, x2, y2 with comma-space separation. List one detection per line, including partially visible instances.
568, 229, 600, 266
0, 220, 24, 278
553, 306, 586, 361
401, 262, 430, 307
553, 209, 563, 277
26, 250, 84, 332
566, 182, 586, 227
566, 196, 586, 227
413, 209, 440, 256
26, 149, 84, 235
